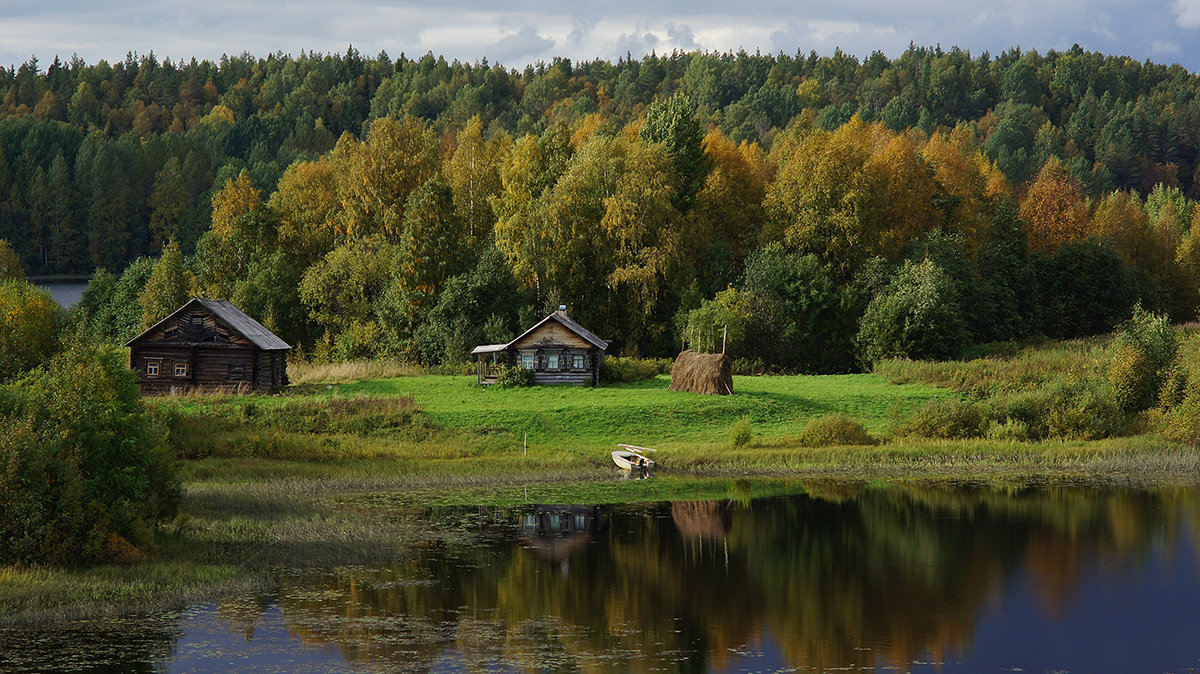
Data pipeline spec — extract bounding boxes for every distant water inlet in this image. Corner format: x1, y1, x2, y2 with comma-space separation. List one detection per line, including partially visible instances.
32, 280, 87, 307
3, 484, 1200, 672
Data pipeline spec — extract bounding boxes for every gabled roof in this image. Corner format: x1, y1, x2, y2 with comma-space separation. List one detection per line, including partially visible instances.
125, 298, 291, 350
507, 309, 609, 351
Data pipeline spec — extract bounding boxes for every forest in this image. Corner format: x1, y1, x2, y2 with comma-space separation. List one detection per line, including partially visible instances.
3, 44, 1200, 369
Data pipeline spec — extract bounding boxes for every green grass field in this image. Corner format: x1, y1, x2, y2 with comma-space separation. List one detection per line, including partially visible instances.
329, 373, 955, 449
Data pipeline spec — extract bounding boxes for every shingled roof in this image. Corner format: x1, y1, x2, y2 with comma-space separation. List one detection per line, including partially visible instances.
126, 298, 291, 350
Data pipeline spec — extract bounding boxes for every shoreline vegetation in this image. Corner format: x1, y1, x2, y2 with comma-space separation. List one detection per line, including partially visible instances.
7, 327, 1200, 625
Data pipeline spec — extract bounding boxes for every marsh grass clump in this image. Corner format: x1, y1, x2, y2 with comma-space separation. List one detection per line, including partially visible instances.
729, 415, 752, 447
797, 413, 877, 447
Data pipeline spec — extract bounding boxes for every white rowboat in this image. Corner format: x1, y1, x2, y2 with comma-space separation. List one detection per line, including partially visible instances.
612, 444, 657, 470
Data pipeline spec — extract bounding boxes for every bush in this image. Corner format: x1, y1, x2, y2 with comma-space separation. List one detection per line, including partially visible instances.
1107, 306, 1177, 414
602, 357, 672, 383
1159, 366, 1188, 411
729, 415, 753, 447
0, 338, 180, 566
0, 280, 61, 382
797, 413, 876, 446
983, 377, 1125, 441
493, 365, 534, 388
895, 399, 984, 439
985, 418, 1032, 442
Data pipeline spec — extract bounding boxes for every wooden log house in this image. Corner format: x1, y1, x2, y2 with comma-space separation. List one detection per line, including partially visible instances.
472, 306, 608, 386
125, 298, 291, 395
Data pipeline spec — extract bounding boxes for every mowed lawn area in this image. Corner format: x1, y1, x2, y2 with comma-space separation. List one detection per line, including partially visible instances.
330, 373, 956, 450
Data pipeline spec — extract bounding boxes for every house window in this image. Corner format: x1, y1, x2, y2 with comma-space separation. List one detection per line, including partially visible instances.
228, 363, 246, 381
174, 362, 188, 377
573, 354, 585, 369
146, 361, 159, 377
548, 354, 560, 370
163, 327, 179, 341
521, 353, 534, 370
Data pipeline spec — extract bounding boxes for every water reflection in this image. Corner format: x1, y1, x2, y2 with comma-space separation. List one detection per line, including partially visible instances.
4, 483, 1200, 672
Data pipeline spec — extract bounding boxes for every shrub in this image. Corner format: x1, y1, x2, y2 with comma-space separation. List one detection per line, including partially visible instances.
1039, 378, 1125, 440
493, 365, 534, 388
985, 419, 1032, 442
1109, 343, 1151, 415
0, 280, 61, 382
1107, 306, 1177, 414
729, 415, 753, 447
797, 413, 876, 446
895, 399, 984, 439
1159, 366, 1188, 411
602, 357, 672, 383
0, 338, 180, 566
983, 376, 1125, 440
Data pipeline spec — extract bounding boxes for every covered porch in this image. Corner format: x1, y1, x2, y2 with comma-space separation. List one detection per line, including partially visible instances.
471, 343, 508, 385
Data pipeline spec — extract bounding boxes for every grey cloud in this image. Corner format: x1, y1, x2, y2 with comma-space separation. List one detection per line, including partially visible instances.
610, 30, 660, 59
666, 23, 699, 50
487, 26, 555, 64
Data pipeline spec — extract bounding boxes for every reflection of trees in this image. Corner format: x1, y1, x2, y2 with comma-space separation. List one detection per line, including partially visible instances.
269, 485, 1200, 672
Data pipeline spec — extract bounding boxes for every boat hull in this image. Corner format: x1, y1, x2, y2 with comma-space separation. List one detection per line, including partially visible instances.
612, 450, 655, 470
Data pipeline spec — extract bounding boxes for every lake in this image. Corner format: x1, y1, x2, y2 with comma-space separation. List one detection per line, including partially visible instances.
3, 483, 1200, 672
33, 280, 87, 307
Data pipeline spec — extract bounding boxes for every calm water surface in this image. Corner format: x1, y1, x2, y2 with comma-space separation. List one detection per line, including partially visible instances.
4, 484, 1200, 672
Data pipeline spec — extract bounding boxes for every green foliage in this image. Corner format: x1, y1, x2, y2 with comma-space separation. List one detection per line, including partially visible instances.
796, 413, 876, 446
729, 415, 753, 447
0, 239, 24, 280
601, 357, 673, 383
493, 365, 534, 388
1107, 306, 1178, 414
88, 257, 154, 344
138, 239, 194, 329
983, 377, 1125, 440
640, 92, 710, 210
857, 258, 969, 365
1035, 239, 1136, 338
894, 399, 984, 439
0, 338, 180, 566
0, 280, 60, 381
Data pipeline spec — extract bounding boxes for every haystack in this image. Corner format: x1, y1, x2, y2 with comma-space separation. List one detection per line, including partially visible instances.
669, 350, 733, 395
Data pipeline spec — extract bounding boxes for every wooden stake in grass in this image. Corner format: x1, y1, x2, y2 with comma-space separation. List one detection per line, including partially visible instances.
524, 433, 527, 457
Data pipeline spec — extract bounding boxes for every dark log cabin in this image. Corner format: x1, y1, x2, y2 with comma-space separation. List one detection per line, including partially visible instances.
472, 306, 608, 386
125, 298, 290, 394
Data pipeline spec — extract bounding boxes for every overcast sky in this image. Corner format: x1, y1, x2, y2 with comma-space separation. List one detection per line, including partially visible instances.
3, 0, 1199, 73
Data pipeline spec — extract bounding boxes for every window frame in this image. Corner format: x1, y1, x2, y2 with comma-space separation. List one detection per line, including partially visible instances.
146, 361, 160, 377
174, 361, 188, 377
573, 354, 585, 370
548, 353, 560, 370
521, 353, 534, 370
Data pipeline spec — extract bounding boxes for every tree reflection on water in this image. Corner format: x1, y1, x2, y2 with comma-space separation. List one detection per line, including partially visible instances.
3, 483, 1198, 671
265, 483, 1200, 672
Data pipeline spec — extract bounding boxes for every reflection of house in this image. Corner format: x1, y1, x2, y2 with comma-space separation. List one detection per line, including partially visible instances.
472, 306, 608, 386
517, 505, 607, 565
125, 298, 290, 395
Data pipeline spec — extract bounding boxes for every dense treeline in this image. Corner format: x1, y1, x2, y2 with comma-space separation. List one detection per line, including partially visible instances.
6, 45, 1200, 367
